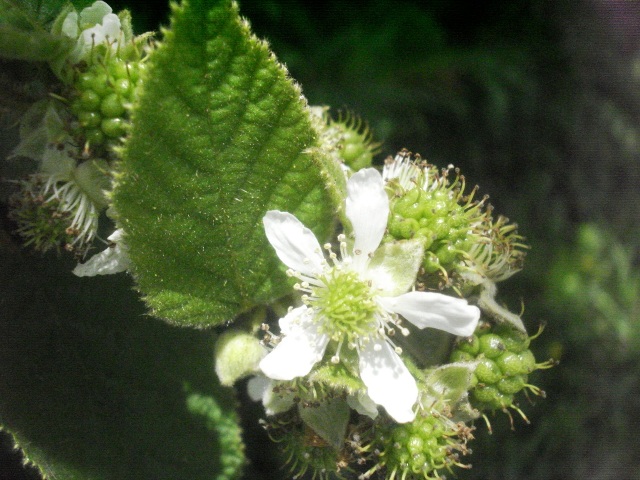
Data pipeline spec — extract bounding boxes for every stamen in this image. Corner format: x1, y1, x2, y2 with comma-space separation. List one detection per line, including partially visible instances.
339, 241, 348, 260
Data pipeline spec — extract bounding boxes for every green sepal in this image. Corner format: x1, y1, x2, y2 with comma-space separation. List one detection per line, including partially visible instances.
368, 237, 425, 296
214, 329, 266, 386
477, 280, 526, 332
423, 361, 477, 403
421, 361, 479, 420
298, 398, 350, 450
308, 360, 363, 396
113, 0, 336, 327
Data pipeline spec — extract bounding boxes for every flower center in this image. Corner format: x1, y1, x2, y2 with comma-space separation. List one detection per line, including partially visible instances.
312, 268, 378, 340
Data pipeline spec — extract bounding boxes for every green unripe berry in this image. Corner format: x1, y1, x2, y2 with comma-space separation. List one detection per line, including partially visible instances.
422, 251, 442, 274
497, 375, 527, 395
496, 351, 535, 376
113, 78, 132, 97
101, 117, 126, 138
108, 58, 129, 79
377, 412, 472, 479
450, 323, 549, 418
494, 324, 530, 353
100, 93, 126, 118
407, 435, 424, 455
478, 333, 507, 359
456, 335, 480, 355
475, 358, 502, 384
78, 89, 101, 110
449, 350, 475, 364
393, 189, 424, 220
90, 71, 111, 97
128, 62, 146, 84
341, 140, 371, 168
77, 111, 101, 129
472, 385, 513, 409
85, 128, 105, 146
388, 215, 419, 240
437, 242, 459, 265
77, 72, 96, 90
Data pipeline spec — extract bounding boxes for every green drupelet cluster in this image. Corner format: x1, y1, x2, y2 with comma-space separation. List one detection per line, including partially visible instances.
384, 157, 489, 285
366, 412, 474, 480
70, 55, 146, 151
450, 322, 553, 425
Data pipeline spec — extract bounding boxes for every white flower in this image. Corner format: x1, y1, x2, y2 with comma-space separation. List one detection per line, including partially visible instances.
382, 149, 453, 193
259, 168, 480, 423
62, 1, 123, 64
39, 152, 110, 251
73, 229, 131, 276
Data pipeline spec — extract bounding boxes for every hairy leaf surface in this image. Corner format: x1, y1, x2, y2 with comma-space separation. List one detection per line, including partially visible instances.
113, 0, 336, 327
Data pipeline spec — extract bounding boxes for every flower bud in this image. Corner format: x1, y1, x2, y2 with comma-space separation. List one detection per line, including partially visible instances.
214, 330, 266, 386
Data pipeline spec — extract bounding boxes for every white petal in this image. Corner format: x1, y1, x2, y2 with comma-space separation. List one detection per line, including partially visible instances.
73, 229, 130, 277
107, 229, 125, 243
247, 376, 294, 416
359, 339, 417, 423
100, 13, 122, 41
79, 1, 112, 26
81, 24, 106, 45
61, 11, 79, 38
263, 211, 325, 277
380, 291, 480, 337
345, 168, 389, 271
382, 154, 420, 190
278, 305, 309, 335
259, 308, 329, 381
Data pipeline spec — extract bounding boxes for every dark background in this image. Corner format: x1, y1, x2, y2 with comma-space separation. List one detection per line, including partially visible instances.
2, 0, 640, 479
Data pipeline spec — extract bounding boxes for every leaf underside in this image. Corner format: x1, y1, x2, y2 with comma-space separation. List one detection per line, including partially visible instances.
113, 0, 334, 327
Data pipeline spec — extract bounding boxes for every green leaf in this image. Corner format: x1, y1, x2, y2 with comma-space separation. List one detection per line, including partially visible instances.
113, 0, 336, 327
0, 247, 244, 480
0, 0, 74, 61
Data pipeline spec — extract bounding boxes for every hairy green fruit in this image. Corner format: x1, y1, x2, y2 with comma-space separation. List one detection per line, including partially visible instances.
365, 411, 474, 480
450, 323, 552, 418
